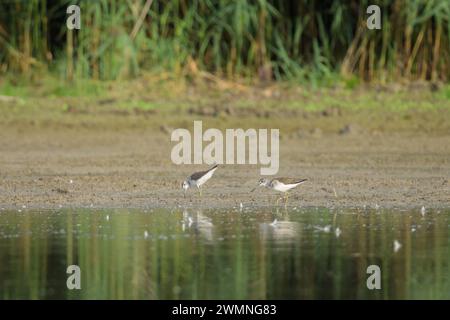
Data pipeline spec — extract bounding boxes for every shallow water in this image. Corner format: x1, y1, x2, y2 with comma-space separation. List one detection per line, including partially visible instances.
0, 207, 449, 299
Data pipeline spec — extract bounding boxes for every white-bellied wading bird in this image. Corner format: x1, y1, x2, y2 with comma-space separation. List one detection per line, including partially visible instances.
253, 177, 307, 205
182, 164, 218, 197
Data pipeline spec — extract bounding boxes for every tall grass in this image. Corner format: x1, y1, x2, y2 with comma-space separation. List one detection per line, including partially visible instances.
0, 0, 449, 83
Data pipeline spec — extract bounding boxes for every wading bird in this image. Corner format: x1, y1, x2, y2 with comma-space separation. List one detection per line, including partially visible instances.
253, 177, 307, 206
182, 164, 218, 197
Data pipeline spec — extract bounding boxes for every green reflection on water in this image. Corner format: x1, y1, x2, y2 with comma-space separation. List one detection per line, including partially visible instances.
0, 208, 449, 299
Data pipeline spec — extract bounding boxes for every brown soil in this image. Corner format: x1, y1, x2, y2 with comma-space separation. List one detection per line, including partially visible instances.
1, 118, 449, 210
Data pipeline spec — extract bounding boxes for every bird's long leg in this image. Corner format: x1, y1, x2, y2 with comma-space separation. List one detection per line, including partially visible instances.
284, 193, 289, 206
199, 187, 202, 197
276, 195, 284, 206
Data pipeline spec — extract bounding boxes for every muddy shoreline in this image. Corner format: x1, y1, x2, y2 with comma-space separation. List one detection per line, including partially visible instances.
1, 121, 449, 210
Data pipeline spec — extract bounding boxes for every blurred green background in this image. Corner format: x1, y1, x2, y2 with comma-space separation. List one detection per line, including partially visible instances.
0, 0, 449, 84
0, 0, 450, 133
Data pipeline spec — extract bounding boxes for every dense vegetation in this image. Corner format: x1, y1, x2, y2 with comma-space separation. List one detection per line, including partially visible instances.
0, 0, 449, 83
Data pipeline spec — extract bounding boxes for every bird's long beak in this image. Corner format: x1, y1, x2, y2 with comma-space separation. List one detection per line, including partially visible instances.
250, 188, 256, 192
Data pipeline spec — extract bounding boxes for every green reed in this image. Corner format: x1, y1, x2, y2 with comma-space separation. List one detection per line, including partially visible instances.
0, 0, 449, 83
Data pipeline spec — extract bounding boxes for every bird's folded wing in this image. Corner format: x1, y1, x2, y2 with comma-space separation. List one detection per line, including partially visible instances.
277, 177, 307, 185
191, 166, 218, 184
197, 167, 217, 185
